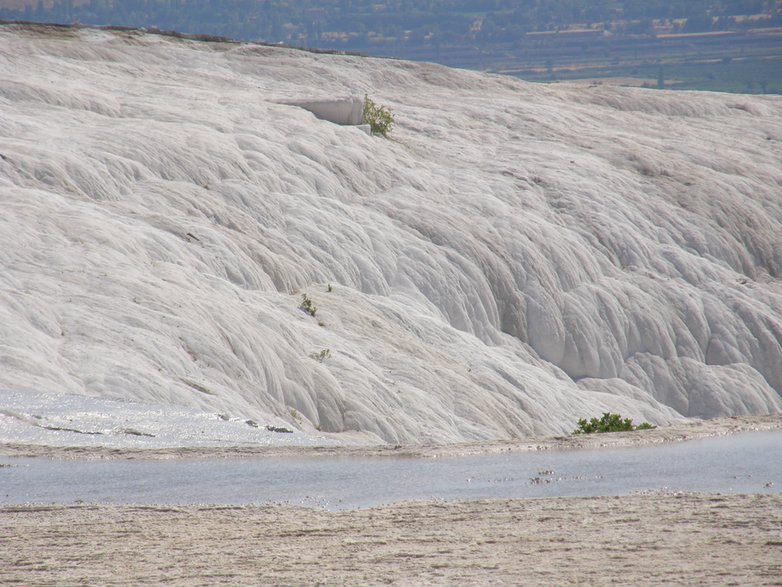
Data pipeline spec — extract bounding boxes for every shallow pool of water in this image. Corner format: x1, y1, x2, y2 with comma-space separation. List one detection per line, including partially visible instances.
1, 431, 779, 509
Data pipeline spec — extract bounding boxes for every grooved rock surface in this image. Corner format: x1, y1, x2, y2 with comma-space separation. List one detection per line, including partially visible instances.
1, 24, 781, 443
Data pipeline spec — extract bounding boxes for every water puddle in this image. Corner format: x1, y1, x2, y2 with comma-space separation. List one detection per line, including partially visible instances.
1, 430, 780, 510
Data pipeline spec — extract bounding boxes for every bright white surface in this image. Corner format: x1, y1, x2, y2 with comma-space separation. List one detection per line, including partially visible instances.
1, 25, 781, 445
279, 97, 364, 126
0, 387, 344, 448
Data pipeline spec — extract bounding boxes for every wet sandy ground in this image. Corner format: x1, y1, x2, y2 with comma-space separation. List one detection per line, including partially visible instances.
2, 493, 781, 586
2, 415, 781, 585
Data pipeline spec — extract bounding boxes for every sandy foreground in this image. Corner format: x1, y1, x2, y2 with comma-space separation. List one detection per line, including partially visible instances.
2, 494, 781, 586
2, 415, 782, 585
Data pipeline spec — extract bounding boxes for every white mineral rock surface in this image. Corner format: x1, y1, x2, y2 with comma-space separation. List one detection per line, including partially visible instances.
1, 24, 781, 445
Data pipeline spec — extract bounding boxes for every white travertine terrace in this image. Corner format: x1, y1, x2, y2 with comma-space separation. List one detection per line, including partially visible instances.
1, 25, 780, 444
279, 96, 364, 126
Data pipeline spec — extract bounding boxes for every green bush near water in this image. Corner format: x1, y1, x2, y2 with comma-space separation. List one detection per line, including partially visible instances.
573, 412, 656, 434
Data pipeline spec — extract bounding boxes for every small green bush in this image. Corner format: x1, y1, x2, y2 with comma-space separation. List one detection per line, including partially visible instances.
363, 95, 394, 137
573, 412, 656, 434
299, 293, 317, 317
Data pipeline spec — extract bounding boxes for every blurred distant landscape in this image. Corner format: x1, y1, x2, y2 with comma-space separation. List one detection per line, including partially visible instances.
2, 0, 781, 93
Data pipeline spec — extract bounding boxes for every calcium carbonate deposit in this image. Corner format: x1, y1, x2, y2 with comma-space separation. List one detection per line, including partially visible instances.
1, 24, 781, 445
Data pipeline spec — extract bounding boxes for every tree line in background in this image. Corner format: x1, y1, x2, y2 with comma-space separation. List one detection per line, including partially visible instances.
3, 0, 781, 49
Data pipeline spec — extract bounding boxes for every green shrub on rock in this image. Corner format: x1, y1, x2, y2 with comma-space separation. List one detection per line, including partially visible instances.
299, 293, 317, 317
363, 95, 394, 137
573, 412, 656, 434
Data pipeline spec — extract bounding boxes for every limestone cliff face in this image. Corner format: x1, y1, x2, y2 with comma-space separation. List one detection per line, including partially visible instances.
1, 24, 781, 443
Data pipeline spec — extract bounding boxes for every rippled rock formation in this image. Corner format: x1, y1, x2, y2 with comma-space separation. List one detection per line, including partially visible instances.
1, 24, 780, 443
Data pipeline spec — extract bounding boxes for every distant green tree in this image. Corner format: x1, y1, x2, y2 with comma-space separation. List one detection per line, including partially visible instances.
683, 11, 714, 32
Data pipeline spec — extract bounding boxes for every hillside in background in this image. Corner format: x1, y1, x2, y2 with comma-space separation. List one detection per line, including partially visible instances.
2, 0, 781, 93
1, 23, 781, 444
